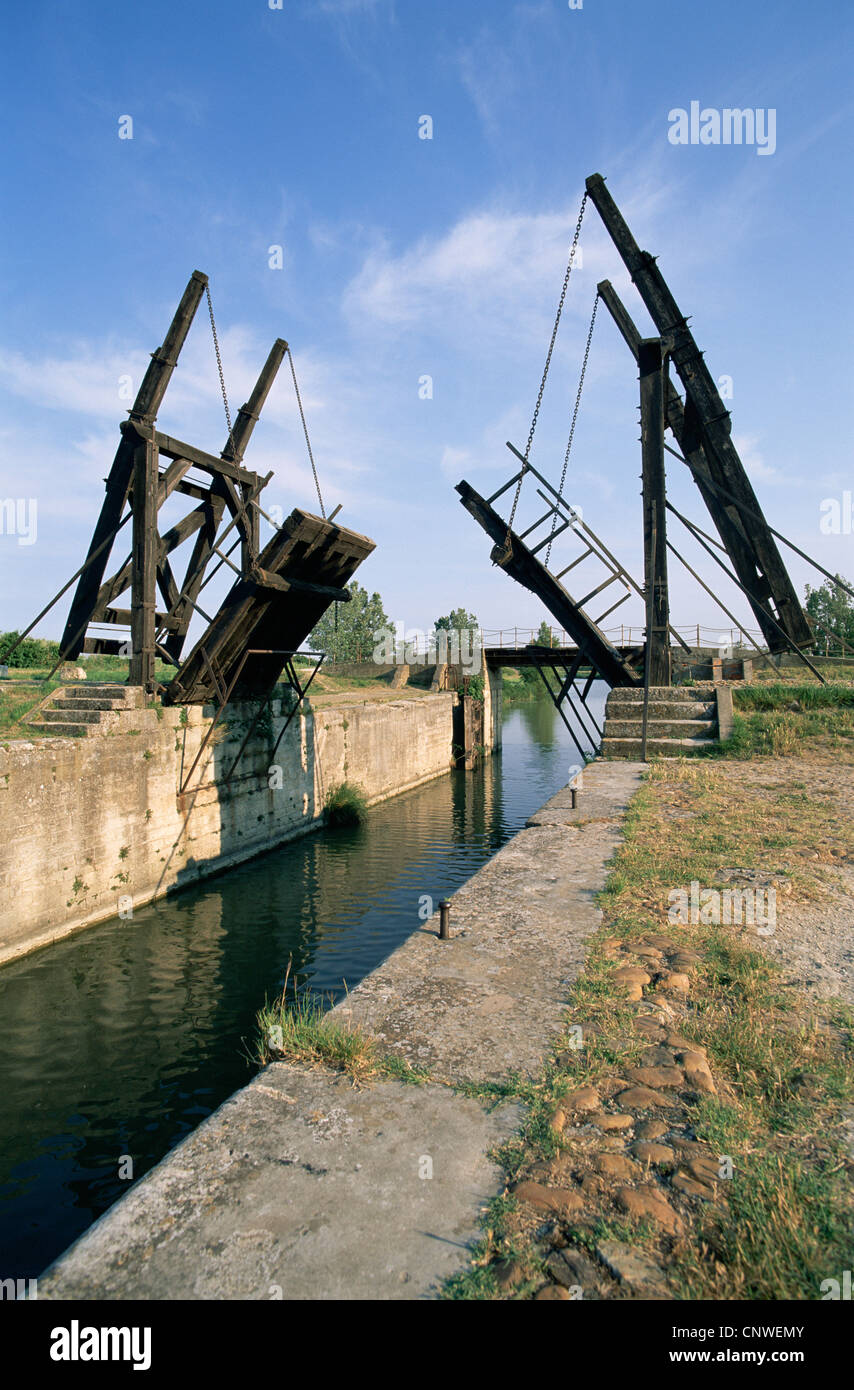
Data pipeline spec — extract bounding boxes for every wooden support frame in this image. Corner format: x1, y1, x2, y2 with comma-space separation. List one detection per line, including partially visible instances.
61, 270, 209, 659
56, 275, 289, 680
586, 173, 812, 653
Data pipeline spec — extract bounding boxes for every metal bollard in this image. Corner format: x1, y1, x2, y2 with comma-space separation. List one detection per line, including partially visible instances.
571, 787, 578, 809
438, 900, 451, 940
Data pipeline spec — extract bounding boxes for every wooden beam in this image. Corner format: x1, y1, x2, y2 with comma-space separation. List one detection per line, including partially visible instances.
157, 457, 196, 505
222, 339, 288, 464
170, 477, 212, 502
129, 437, 159, 690
142, 427, 258, 488
597, 279, 773, 611
101, 606, 176, 630
129, 270, 208, 426
249, 567, 352, 602
639, 339, 671, 686
163, 490, 227, 661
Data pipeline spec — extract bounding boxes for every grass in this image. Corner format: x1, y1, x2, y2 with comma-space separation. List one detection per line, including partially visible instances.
257, 990, 380, 1083
324, 781, 369, 827
734, 682, 854, 711
0, 679, 60, 738
445, 740, 854, 1300
700, 682, 854, 759
255, 965, 430, 1087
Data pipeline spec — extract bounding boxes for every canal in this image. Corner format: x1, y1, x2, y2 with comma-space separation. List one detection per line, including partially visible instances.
0, 688, 605, 1279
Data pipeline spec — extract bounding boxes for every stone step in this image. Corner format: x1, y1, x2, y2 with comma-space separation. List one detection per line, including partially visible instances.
55, 695, 130, 711
601, 735, 717, 759
68, 683, 145, 706
27, 719, 92, 738
39, 707, 103, 725
610, 685, 717, 703
606, 699, 716, 720
604, 718, 716, 740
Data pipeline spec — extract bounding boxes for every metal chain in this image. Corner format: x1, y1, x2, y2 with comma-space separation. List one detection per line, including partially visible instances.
287, 349, 326, 520
205, 285, 237, 458
505, 190, 588, 541
545, 290, 600, 567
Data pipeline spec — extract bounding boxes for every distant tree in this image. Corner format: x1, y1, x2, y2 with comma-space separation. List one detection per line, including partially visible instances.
434, 607, 479, 634
532, 619, 559, 648
0, 631, 60, 668
804, 575, 854, 656
309, 583, 391, 663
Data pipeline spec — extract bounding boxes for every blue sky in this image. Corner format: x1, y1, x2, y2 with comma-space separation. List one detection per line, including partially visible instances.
2, 0, 852, 647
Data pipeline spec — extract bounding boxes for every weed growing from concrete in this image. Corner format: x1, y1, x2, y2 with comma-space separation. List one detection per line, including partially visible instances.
324, 781, 368, 827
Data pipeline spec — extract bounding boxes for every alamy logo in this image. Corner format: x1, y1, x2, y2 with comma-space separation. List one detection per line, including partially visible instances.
50, 1320, 151, 1371
0, 1276, 37, 1300
373, 623, 482, 673
820, 491, 854, 534
668, 103, 776, 156
0, 498, 37, 545
668, 880, 776, 935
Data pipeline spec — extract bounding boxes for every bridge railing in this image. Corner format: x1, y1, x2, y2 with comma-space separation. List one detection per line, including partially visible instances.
480, 625, 765, 650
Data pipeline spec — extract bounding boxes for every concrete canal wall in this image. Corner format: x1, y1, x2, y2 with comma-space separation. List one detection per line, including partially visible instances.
0, 671, 501, 967
38, 760, 643, 1301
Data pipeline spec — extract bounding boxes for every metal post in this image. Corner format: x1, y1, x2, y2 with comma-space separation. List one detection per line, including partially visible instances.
438, 900, 451, 940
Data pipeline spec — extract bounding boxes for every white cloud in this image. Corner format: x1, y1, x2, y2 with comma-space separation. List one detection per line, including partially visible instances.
344, 205, 610, 341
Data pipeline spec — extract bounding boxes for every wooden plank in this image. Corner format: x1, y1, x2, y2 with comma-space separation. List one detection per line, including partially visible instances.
587, 176, 812, 651
456, 481, 640, 688
83, 637, 127, 656
157, 457, 196, 505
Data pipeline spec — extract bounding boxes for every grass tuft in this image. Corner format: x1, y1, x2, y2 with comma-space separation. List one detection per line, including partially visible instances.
324, 781, 369, 827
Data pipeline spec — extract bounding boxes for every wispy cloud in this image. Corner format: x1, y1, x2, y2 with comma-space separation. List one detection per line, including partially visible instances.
344, 204, 612, 346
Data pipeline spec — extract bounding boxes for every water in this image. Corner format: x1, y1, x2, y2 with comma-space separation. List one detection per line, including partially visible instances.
0, 688, 604, 1278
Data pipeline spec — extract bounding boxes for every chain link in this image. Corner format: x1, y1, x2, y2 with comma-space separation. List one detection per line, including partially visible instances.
205, 285, 237, 458
287, 348, 326, 520
505, 190, 588, 542
545, 290, 600, 568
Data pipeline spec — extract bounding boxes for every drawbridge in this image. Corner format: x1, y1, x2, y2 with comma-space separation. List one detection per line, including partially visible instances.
10, 270, 375, 771
457, 172, 842, 753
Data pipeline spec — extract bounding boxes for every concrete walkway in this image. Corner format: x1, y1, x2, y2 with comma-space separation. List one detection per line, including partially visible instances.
39, 760, 645, 1300
330, 760, 645, 1085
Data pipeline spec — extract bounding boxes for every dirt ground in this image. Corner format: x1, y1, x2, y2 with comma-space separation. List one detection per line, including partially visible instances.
713, 746, 854, 1008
